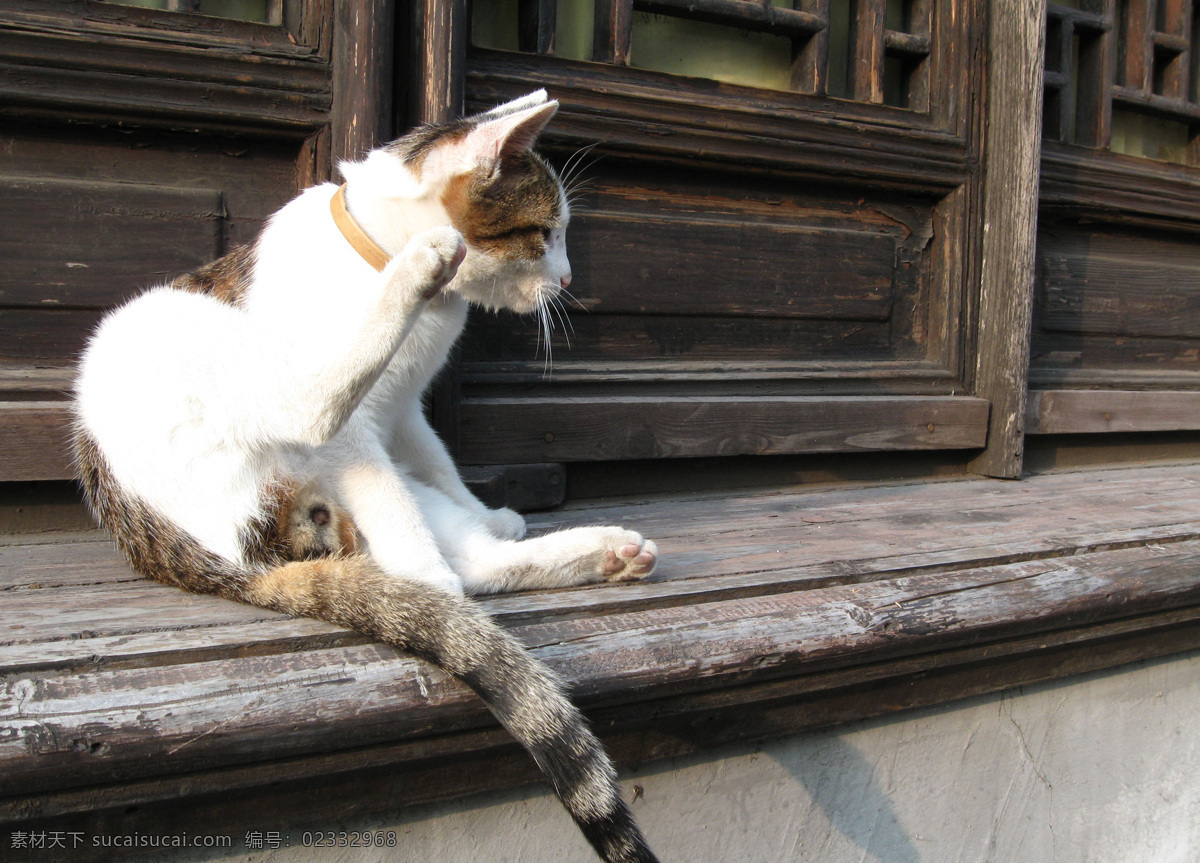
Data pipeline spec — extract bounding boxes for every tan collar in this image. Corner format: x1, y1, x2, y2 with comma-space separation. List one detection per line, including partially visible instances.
330, 183, 390, 271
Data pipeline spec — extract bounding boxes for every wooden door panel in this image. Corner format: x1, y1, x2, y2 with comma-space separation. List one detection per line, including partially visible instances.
1, 178, 224, 308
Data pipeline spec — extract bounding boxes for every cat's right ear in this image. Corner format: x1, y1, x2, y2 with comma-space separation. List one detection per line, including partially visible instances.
456, 100, 559, 176
480, 90, 550, 119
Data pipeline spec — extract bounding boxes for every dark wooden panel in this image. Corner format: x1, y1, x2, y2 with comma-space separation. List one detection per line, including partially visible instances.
457, 395, 989, 462
568, 212, 896, 320
462, 311, 894, 365
1038, 229, 1200, 339
0, 178, 223, 308
0, 309, 102, 361
0, 402, 73, 483
1026, 389, 1200, 434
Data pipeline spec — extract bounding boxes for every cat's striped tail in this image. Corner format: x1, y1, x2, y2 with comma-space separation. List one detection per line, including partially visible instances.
236, 557, 659, 863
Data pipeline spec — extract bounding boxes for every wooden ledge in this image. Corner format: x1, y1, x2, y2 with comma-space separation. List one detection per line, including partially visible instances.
3, 464, 1200, 848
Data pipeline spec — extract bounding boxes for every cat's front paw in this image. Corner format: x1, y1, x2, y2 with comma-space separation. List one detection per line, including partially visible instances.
600, 533, 658, 582
402, 227, 467, 300
484, 506, 526, 541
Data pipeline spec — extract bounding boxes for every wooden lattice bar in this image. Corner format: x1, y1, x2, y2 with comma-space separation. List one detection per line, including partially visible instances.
849, 0, 887, 103
1043, 2, 1115, 146
519, 0, 557, 54
637, 0, 825, 37
593, 0, 634, 65
888, 0, 932, 112
791, 0, 831, 94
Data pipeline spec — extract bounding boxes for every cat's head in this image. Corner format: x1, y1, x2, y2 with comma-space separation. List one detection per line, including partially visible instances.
341, 90, 570, 315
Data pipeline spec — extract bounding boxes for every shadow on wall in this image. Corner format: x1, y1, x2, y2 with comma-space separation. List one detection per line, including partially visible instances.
773, 734, 921, 863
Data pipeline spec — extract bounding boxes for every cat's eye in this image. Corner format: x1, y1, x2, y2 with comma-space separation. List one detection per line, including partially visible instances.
541, 227, 553, 243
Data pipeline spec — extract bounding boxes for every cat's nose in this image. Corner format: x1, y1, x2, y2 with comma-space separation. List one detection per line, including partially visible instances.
560, 273, 572, 289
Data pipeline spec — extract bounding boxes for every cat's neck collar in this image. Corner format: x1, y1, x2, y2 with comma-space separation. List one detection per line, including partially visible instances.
330, 184, 390, 272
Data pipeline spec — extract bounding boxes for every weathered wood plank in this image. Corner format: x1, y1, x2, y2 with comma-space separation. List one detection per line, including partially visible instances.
459, 395, 990, 462
1, 581, 289, 645
0, 536, 130, 590
7, 465, 1200, 677
1026, 389, 1200, 433
4, 538, 1199, 798
0, 402, 74, 483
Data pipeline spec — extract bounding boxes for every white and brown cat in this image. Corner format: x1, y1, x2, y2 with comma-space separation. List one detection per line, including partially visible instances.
73, 90, 659, 863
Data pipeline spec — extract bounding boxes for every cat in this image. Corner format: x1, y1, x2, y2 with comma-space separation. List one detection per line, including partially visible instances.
72, 90, 659, 863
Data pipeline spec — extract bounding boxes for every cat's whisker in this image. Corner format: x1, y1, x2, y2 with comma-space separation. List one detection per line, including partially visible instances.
552, 300, 571, 348
535, 295, 554, 378
558, 286, 589, 312
552, 295, 575, 339
559, 141, 601, 188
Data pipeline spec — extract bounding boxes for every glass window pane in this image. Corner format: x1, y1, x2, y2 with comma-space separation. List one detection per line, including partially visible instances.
1110, 110, 1191, 164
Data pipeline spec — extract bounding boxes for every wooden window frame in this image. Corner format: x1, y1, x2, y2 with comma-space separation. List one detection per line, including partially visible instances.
423, 0, 1041, 478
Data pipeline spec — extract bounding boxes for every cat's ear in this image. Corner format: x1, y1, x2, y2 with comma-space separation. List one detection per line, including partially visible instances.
460, 99, 558, 175
480, 89, 550, 119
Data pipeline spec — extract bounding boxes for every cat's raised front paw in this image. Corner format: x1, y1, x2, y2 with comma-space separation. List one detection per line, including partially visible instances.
600, 533, 657, 582
401, 227, 467, 300
484, 506, 526, 540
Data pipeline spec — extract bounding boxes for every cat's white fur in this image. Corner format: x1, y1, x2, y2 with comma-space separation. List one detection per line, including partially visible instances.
75, 91, 656, 597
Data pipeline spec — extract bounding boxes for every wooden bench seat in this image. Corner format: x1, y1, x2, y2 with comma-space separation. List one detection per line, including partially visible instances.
4, 463, 1200, 857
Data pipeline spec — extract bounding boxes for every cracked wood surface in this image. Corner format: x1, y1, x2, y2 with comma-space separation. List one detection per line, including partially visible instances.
2, 464, 1200, 823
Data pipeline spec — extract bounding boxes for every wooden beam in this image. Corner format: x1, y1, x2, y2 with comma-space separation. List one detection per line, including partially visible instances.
411, 0, 470, 453
458, 395, 990, 463
1026, 389, 1200, 434
330, 0, 395, 166
967, 0, 1046, 478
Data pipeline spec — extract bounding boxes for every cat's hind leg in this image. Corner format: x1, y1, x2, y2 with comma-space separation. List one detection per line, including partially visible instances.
454, 527, 657, 595
414, 484, 657, 594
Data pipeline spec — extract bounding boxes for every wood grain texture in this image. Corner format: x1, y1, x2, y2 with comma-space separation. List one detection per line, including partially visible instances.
3, 464, 1200, 828
0, 177, 223, 308
567, 211, 898, 320
457, 395, 990, 462
968, 0, 1045, 478
1026, 389, 1200, 433
330, 0, 394, 166
0, 402, 73, 482
1038, 228, 1200, 339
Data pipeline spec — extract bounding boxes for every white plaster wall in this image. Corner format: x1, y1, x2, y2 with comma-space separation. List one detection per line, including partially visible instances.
198, 649, 1200, 863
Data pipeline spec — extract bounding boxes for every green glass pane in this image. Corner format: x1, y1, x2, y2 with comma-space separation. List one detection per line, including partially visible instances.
556, 0, 594, 61
199, 0, 273, 23
1110, 110, 1190, 164
630, 13, 794, 91
473, 0, 521, 52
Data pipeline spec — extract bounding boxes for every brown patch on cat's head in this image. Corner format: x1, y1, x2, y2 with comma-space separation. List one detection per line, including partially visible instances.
439, 152, 563, 262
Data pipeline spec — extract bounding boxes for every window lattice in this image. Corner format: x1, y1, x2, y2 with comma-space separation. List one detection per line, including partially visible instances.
1045, 0, 1200, 163
506, 0, 933, 109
